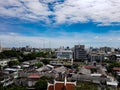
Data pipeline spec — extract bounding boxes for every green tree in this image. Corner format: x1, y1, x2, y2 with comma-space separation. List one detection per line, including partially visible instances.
8, 60, 20, 67
42, 59, 50, 65
40, 76, 54, 83
35, 62, 43, 68
34, 79, 47, 90
0, 83, 4, 90
35, 52, 46, 58
2, 50, 19, 58
0, 50, 24, 59
74, 81, 98, 90
6, 85, 26, 90
0, 53, 6, 59
23, 53, 36, 60
107, 62, 120, 73
22, 52, 48, 61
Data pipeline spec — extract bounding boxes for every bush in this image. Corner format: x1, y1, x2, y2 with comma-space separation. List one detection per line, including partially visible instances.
35, 62, 43, 68
74, 81, 98, 90
34, 79, 47, 90
8, 60, 20, 67
42, 59, 50, 65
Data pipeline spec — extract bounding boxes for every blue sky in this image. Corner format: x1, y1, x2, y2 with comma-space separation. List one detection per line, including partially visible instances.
0, 0, 120, 48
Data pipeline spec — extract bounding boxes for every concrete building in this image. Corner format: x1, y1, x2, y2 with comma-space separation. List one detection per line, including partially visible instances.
53, 49, 73, 66
100, 47, 115, 53
55, 50, 73, 59
89, 51, 105, 62
74, 45, 87, 60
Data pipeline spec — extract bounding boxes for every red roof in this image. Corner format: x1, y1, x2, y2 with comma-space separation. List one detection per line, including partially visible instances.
48, 85, 54, 90
113, 67, 120, 71
55, 83, 64, 90
48, 82, 76, 90
66, 83, 75, 90
28, 73, 41, 79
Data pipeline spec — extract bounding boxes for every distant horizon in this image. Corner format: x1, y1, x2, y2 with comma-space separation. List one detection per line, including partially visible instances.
0, 43, 119, 49
0, 0, 120, 48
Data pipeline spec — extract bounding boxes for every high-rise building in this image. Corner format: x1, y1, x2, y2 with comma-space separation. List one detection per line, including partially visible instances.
74, 45, 87, 60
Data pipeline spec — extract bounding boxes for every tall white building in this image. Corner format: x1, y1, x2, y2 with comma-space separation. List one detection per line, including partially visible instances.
51, 49, 73, 66
55, 50, 73, 59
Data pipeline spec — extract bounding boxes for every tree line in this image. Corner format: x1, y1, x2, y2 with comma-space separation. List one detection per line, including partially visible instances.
0, 50, 54, 61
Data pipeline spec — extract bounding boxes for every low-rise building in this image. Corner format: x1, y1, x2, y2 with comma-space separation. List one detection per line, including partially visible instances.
27, 73, 41, 87
4, 68, 20, 79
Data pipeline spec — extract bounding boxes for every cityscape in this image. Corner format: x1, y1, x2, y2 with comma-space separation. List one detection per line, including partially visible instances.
0, 45, 120, 90
0, 0, 120, 90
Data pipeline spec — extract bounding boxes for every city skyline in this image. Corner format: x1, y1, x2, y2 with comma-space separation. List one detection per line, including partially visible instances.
0, 0, 120, 48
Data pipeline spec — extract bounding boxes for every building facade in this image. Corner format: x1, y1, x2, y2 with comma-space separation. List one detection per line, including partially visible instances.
53, 49, 73, 66
55, 50, 73, 59
89, 51, 105, 62
74, 45, 87, 60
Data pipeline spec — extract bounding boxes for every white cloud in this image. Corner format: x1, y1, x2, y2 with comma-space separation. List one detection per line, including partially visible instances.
0, 0, 51, 22
54, 0, 120, 25
0, 0, 120, 25
0, 31, 120, 48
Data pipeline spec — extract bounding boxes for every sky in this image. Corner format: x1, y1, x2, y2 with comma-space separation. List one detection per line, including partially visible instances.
0, 0, 120, 48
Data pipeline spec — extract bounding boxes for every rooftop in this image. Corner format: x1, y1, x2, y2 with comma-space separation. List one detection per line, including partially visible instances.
28, 73, 41, 79
113, 67, 120, 71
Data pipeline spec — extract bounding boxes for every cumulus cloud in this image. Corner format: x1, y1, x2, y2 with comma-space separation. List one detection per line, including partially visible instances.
0, 0, 51, 22
54, 0, 120, 25
0, 0, 120, 25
